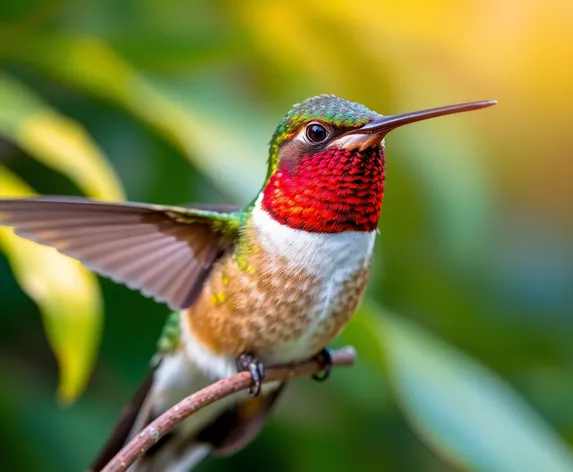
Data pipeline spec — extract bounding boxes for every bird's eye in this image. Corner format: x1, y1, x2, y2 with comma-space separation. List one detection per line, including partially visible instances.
306, 123, 329, 143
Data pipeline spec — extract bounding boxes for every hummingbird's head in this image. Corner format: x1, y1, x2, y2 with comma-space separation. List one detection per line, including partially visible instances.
261, 94, 496, 233
266, 95, 382, 177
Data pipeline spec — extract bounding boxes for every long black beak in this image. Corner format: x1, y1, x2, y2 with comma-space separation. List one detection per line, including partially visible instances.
339, 100, 497, 151
359, 100, 497, 135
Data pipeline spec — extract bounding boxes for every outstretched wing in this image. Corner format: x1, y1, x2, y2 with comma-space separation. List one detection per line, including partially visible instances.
0, 196, 242, 310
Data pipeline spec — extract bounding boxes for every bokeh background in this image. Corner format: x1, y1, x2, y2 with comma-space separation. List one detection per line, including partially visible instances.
1, 1, 573, 471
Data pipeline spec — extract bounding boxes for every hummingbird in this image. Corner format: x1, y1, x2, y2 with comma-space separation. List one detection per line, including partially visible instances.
0, 95, 496, 471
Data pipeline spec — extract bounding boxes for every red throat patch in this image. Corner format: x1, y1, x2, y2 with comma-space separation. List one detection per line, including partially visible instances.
262, 147, 385, 233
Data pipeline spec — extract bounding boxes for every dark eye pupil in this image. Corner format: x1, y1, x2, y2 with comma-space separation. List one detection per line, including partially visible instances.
307, 124, 328, 143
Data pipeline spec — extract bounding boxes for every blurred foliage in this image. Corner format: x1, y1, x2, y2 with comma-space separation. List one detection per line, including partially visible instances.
0, 0, 572, 471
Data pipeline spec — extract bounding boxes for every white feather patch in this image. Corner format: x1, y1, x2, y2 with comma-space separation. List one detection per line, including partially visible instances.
251, 194, 376, 272
251, 195, 376, 362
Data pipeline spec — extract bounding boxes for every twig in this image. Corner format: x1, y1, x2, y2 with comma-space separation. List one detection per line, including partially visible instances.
100, 346, 357, 472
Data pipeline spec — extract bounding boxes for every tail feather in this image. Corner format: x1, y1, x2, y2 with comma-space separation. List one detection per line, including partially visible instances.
133, 382, 286, 471
131, 440, 211, 472
90, 355, 285, 472
198, 382, 286, 456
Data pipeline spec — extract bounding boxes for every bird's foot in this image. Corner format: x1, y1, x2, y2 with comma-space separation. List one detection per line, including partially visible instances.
312, 348, 333, 382
237, 353, 265, 397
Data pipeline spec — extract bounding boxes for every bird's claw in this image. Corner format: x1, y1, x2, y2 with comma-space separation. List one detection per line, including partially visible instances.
312, 348, 333, 382
237, 353, 265, 397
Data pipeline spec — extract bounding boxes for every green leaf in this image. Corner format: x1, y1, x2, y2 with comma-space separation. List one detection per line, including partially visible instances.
0, 72, 124, 201
360, 303, 573, 472
0, 166, 103, 403
0, 72, 127, 401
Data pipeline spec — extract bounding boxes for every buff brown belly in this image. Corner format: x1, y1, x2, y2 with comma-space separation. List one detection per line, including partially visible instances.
184, 251, 370, 364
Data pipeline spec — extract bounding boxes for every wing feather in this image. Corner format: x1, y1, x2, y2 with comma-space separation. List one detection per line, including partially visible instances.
0, 197, 241, 309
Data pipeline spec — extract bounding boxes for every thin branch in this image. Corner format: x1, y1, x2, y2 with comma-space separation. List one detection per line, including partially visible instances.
100, 346, 356, 472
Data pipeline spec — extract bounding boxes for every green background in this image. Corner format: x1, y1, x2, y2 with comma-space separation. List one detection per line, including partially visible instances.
1, 1, 573, 471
